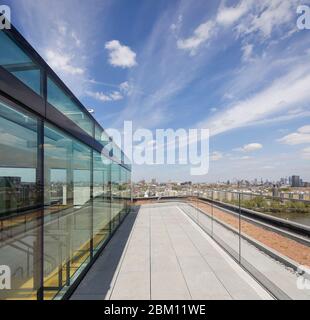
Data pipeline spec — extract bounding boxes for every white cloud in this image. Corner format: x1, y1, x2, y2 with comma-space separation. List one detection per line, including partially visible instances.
86, 80, 137, 103
211, 151, 223, 161
242, 143, 263, 152
299, 125, 310, 134
105, 40, 137, 68
86, 90, 123, 102
241, 43, 254, 61
109, 91, 123, 101
13, 0, 107, 97
302, 147, 310, 160
71, 31, 81, 47
278, 126, 310, 145
177, 21, 215, 54
234, 143, 263, 152
237, 0, 297, 39
120, 81, 130, 92
170, 15, 183, 34
119, 81, 136, 96
216, 1, 250, 26
230, 155, 253, 160
46, 50, 85, 75
177, 0, 298, 58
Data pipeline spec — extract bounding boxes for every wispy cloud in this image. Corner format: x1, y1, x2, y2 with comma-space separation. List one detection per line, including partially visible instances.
301, 147, 310, 160
177, 20, 216, 55
12, 0, 105, 97
86, 80, 138, 103
216, 1, 250, 26
105, 40, 137, 68
45, 49, 84, 75
87, 90, 123, 102
236, 0, 298, 40
198, 62, 310, 136
234, 143, 263, 152
278, 125, 310, 145
241, 43, 254, 61
211, 151, 223, 161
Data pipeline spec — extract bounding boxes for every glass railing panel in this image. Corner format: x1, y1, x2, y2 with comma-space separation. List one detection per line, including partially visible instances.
239, 193, 310, 299
185, 196, 213, 236
211, 191, 240, 261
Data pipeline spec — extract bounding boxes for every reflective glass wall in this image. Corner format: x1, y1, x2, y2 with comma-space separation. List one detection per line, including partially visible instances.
0, 100, 41, 300
0, 26, 131, 300
0, 100, 131, 300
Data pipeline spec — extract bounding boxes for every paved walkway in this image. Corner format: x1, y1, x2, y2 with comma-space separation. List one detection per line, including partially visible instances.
71, 203, 272, 300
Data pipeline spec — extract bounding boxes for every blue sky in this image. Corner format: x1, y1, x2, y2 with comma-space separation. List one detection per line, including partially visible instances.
7, 0, 310, 182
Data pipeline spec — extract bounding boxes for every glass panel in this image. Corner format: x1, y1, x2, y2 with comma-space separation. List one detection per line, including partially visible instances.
111, 162, 120, 231
112, 143, 122, 161
187, 192, 213, 235
120, 167, 126, 219
211, 191, 240, 261
95, 125, 110, 147
93, 151, 111, 252
47, 77, 93, 137
240, 193, 310, 299
43, 123, 91, 300
0, 31, 42, 95
0, 99, 40, 300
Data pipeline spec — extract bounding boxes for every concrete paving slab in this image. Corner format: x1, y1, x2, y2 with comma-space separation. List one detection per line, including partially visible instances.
71, 203, 273, 300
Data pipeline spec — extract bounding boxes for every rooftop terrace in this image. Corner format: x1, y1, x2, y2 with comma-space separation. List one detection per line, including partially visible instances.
71, 202, 273, 300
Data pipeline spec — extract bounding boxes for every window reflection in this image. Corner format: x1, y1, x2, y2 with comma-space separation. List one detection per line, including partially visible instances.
47, 77, 93, 137
0, 32, 42, 95
0, 99, 131, 300
0, 100, 40, 300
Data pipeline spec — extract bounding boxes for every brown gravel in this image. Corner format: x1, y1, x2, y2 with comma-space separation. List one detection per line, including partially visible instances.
191, 200, 310, 266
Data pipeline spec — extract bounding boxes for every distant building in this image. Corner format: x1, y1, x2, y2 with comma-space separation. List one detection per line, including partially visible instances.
291, 175, 301, 187
272, 185, 279, 197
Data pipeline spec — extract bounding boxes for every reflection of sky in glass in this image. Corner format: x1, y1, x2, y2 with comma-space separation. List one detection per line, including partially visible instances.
74, 169, 90, 183
0, 167, 36, 182
51, 169, 66, 183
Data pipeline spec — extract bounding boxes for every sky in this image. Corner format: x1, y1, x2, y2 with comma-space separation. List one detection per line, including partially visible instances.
6, 0, 310, 182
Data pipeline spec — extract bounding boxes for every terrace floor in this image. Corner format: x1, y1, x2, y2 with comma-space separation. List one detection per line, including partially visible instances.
71, 202, 272, 300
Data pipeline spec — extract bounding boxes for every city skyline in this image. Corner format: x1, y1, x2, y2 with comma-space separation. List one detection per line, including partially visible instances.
7, 0, 310, 182
132, 174, 309, 187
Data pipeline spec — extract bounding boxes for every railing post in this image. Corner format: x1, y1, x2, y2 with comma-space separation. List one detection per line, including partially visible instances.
211, 190, 214, 238
238, 192, 241, 264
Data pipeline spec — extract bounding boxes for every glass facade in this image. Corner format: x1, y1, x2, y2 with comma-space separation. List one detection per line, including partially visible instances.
0, 28, 131, 300
47, 77, 94, 137
0, 31, 43, 96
